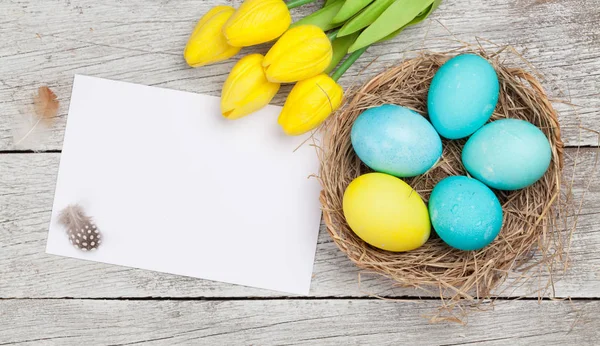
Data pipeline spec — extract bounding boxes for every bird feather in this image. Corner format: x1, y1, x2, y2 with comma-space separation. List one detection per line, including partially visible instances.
13, 86, 59, 149
58, 204, 102, 251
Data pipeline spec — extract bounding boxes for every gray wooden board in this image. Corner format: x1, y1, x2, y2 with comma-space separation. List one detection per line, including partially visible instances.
1, 0, 599, 150
1, 0, 600, 342
0, 299, 598, 345
1, 148, 598, 298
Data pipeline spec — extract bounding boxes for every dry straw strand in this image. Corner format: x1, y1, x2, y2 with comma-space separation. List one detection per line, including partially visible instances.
318, 46, 571, 318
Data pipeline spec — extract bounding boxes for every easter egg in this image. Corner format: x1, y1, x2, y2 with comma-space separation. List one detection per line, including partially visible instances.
427, 54, 500, 139
343, 173, 430, 252
429, 176, 503, 251
462, 119, 552, 190
351, 104, 442, 177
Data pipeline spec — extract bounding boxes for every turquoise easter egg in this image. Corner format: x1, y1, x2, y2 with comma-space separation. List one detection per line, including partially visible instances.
428, 54, 500, 139
462, 119, 552, 190
429, 176, 503, 251
351, 104, 442, 177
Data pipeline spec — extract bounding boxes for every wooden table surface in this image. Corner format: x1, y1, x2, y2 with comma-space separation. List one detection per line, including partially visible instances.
1, 0, 599, 344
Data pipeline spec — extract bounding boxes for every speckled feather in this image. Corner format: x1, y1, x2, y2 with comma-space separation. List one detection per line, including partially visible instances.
58, 204, 102, 251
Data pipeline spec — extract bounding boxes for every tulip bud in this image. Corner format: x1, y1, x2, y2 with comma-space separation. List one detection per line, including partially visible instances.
223, 0, 291, 47
263, 25, 333, 83
184, 6, 242, 67
221, 54, 281, 120
278, 74, 343, 136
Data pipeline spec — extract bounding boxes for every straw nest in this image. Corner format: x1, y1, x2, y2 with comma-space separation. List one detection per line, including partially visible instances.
318, 47, 566, 313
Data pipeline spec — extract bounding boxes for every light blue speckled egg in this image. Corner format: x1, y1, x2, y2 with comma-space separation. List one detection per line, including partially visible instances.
429, 176, 503, 251
462, 119, 552, 190
428, 54, 499, 139
351, 104, 442, 177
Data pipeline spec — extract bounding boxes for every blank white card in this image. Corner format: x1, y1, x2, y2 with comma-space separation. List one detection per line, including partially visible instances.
46, 75, 322, 295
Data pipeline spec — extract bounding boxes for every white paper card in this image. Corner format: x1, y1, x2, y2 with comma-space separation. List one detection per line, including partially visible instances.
46, 75, 322, 295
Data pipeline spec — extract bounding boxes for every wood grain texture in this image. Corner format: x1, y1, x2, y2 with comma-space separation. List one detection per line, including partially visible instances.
0, 0, 599, 151
0, 299, 598, 345
1, 148, 598, 298
1, 0, 599, 342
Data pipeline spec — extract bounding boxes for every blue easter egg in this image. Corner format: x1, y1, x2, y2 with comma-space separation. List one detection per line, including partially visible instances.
428, 54, 499, 139
429, 176, 503, 251
351, 104, 442, 177
462, 119, 552, 190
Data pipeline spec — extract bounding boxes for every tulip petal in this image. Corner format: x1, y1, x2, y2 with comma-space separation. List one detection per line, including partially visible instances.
278, 74, 343, 135
184, 6, 241, 67
221, 54, 281, 119
223, 0, 291, 47
263, 25, 333, 83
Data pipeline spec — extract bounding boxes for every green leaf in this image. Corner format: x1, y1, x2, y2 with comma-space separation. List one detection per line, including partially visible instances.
325, 31, 361, 74
323, 0, 338, 7
291, 0, 345, 32
376, 0, 442, 43
349, 0, 434, 52
376, 25, 408, 44
412, 0, 442, 25
337, 0, 395, 37
332, 0, 374, 24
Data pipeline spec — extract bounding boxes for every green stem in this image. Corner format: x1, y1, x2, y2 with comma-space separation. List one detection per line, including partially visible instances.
287, 0, 317, 9
330, 47, 368, 82
326, 29, 339, 41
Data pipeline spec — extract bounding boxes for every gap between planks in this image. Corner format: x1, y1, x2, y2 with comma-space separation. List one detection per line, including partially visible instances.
1, 297, 599, 301
0, 145, 597, 155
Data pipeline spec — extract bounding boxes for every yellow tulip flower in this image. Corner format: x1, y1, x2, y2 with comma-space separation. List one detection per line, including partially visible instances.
278, 73, 343, 135
223, 0, 291, 47
183, 6, 241, 67
221, 54, 281, 120
263, 25, 333, 83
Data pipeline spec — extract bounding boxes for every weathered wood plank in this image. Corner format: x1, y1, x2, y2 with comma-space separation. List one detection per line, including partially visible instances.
1, 0, 598, 342
0, 0, 599, 150
1, 148, 598, 298
0, 299, 598, 345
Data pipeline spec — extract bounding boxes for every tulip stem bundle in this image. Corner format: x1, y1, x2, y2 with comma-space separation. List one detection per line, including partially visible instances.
286, 0, 317, 9
183, 0, 442, 135
330, 46, 367, 82
326, 29, 339, 42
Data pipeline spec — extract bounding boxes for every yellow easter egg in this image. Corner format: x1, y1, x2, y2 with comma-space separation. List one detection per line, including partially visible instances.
342, 173, 431, 252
